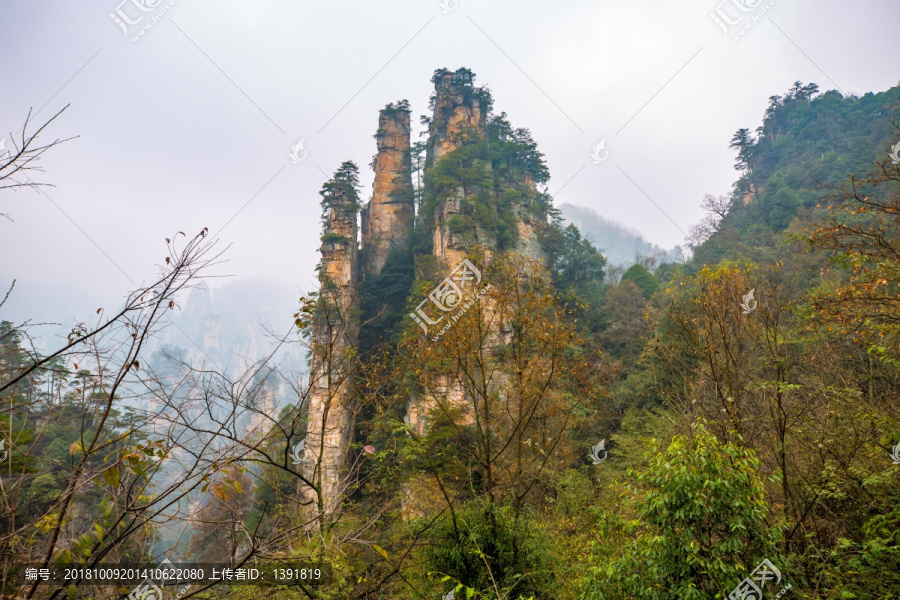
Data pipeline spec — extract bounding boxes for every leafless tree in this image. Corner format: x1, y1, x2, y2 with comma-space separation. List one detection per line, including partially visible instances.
687, 194, 731, 248
0, 106, 76, 202
0, 229, 241, 599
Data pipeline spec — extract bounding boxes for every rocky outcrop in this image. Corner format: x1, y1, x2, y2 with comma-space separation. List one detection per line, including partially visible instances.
361, 107, 414, 275
515, 205, 545, 263
431, 184, 492, 267
426, 72, 493, 268
303, 183, 359, 521
411, 69, 544, 444
405, 375, 472, 438
427, 71, 486, 166
742, 182, 758, 205
303, 69, 551, 521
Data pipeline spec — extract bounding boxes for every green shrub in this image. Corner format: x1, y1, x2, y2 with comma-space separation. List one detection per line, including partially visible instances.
423, 499, 557, 599
582, 422, 784, 600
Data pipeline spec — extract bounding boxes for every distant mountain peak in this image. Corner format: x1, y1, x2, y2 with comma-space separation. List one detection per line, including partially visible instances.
559, 202, 678, 266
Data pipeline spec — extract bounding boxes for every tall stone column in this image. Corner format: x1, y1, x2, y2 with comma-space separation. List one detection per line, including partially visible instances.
425, 70, 491, 268
303, 177, 359, 524
404, 72, 550, 521
361, 106, 413, 276
427, 71, 485, 167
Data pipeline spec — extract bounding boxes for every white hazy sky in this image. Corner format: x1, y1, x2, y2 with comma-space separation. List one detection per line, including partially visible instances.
2, 0, 898, 332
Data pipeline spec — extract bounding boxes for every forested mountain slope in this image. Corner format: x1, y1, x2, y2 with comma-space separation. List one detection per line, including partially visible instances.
692, 81, 900, 266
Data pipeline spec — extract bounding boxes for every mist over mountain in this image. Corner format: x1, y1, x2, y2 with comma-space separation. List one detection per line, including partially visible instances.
158, 278, 305, 403
559, 202, 683, 266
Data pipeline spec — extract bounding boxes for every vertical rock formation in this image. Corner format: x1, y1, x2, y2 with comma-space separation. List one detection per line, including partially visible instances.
303, 165, 360, 522
402, 71, 500, 511
426, 70, 492, 267
361, 105, 414, 275
515, 174, 546, 263
301, 69, 553, 521
426, 70, 486, 167
247, 372, 278, 436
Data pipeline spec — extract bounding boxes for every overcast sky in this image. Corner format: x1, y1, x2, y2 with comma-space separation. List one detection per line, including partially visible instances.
2, 0, 898, 334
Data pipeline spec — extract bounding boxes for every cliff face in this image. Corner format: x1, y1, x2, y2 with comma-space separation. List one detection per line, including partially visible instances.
407, 73, 499, 506
514, 203, 545, 262
361, 108, 414, 275
303, 184, 359, 520
426, 72, 493, 268
427, 72, 485, 166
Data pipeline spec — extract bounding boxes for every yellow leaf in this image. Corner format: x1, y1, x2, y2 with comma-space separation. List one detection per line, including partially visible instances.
102, 466, 120, 488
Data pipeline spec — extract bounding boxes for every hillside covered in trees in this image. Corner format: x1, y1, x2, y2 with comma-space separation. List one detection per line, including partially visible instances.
1, 70, 899, 600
